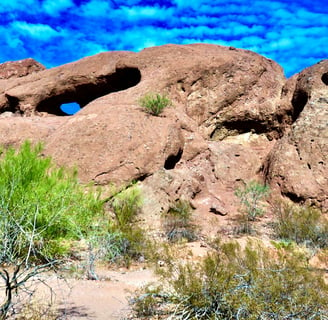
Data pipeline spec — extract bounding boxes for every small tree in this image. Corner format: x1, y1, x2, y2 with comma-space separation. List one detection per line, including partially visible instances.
0, 141, 104, 317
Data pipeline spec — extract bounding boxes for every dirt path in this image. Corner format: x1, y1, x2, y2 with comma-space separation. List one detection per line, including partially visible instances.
32, 268, 156, 320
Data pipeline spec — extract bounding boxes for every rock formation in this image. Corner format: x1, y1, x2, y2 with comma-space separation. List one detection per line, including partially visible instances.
264, 60, 328, 210
0, 58, 45, 80
0, 44, 326, 216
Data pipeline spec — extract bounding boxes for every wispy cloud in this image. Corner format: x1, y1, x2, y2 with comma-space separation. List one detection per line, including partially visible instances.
43, 0, 75, 16
10, 21, 66, 41
0, 0, 326, 77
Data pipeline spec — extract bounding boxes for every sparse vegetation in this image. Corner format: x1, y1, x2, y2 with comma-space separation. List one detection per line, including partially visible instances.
273, 200, 328, 248
235, 181, 270, 233
89, 185, 148, 267
139, 92, 171, 116
163, 200, 197, 242
131, 239, 328, 319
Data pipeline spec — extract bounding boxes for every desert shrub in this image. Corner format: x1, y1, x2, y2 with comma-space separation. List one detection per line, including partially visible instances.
90, 186, 148, 267
273, 201, 328, 248
11, 299, 59, 320
131, 285, 165, 318
132, 240, 328, 319
0, 141, 104, 263
235, 181, 269, 233
139, 92, 171, 116
163, 200, 197, 242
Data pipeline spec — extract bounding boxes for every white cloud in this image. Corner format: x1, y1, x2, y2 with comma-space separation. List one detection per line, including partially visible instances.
0, 0, 39, 13
10, 21, 65, 41
0, 0, 326, 78
43, 0, 75, 16
79, 0, 114, 17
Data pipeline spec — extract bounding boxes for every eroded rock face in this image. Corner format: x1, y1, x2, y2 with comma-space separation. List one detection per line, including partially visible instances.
264, 60, 328, 211
0, 58, 45, 80
0, 44, 326, 217
0, 51, 139, 115
117, 44, 288, 139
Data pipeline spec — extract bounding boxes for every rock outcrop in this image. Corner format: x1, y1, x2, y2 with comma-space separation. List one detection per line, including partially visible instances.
0, 58, 45, 80
0, 52, 139, 115
264, 60, 328, 210
0, 43, 326, 216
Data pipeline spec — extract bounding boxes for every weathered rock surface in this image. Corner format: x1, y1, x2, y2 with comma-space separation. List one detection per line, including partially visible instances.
44, 106, 184, 184
0, 43, 326, 217
0, 51, 139, 115
0, 58, 45, 80
115, 44, 288, 139
264, 60, 328, 211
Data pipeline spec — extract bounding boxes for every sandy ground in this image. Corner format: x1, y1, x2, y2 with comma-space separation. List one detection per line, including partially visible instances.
0, 267, 156, 320
48, 268, 156, 320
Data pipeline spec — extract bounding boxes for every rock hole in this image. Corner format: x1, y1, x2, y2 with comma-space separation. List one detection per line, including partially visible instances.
60, 102, 81, 115
307, 163, 311, 170
36, 67, 141, 116
164, 149, 183, 170
322, 73, 328, 85
291, 89, 308, 122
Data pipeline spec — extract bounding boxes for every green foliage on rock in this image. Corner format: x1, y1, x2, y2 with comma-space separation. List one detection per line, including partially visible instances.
139, 92, 171, 116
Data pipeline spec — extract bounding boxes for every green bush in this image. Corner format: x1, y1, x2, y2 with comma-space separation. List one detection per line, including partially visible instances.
163, 200, 197, 242
139, 92, 171, 116
91, 186, 148, 267
0, 141, 104, 263
132, 240, 328, 319
235, 181, 269, 233
273, 201, 328, 248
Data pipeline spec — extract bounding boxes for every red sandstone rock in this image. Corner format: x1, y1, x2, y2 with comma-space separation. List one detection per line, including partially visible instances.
0, 44, 326, 215
44, 106, 184, 184
0, 58, 45, 80
0, 51, 137, 115
264, 60, 328, 211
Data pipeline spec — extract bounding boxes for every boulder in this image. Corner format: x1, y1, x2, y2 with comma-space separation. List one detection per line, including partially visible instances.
0, 58, 45, 80
115, 44, 288, 139
264, 60, 328, 211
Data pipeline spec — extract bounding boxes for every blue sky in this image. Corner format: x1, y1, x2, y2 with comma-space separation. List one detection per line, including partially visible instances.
0, 0, 327, 77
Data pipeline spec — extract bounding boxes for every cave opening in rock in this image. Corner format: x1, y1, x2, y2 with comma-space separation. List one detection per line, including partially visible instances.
164, 149, 183, 170
291, 89, 308, 122
322, 73, 328, 85
36, 67, 141, 116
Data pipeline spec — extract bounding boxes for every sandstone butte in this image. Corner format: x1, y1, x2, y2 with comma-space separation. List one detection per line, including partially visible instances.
0, 43, 327, 221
